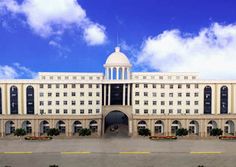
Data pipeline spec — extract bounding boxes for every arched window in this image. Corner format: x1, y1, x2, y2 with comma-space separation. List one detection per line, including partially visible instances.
10, 86, 18, 114
0, 87, 2, 114
204, 86, 212, 114
220, 86, 228, 114
26, 86, 34, 114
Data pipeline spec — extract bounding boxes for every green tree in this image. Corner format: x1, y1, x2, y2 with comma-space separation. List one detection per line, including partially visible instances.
176, 128, 188, 136
14, 128, 26, 136
210, 128, 223, 136
138, 128, 151, 136
47, 128, 60, 136
79, 128, 91, 136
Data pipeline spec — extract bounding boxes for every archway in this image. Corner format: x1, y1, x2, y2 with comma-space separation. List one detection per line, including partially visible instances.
22, 120, 32, 134
207, 120, 217, 135
104, 110, 128, 137
224, 120, 235, 135
189, 120, 199, 135
171, 120, 181, 135
56, 120, 66, 134
73, 121, 82, 134
40, 120, 49, 135
5, 121, 15, 135
154, 120, 164, 135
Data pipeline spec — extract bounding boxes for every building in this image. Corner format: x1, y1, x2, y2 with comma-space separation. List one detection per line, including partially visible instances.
0, 47, 236, 137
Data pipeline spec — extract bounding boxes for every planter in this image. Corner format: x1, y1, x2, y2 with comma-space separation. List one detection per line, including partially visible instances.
149, 136, 177, 140
219, 136, 236, 140
25, 136, 52, 141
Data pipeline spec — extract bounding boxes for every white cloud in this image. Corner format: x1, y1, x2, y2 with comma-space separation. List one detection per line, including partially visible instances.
83, 24, 107, 45
136, 23, 236, 79
0, 63, 37, 79
0, 0, 107, 45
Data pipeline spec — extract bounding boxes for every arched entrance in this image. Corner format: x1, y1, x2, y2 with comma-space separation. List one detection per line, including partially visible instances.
189, 120, 199, 135
104, 110, 129, 137
5, 121, 15, 135
40, 120, 49, 135
22, 120, 32, 134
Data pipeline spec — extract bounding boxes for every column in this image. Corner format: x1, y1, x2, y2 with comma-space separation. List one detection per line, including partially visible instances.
129, 119, 133, 136
108, 84, 111, 105
104, 85, 107, 106
127, 84, 130, 105
106, 68, 109, 80
122, 67, 125, 80
116, 67, 119, 80
123, 84, 126, 105
111, 67, 113, 80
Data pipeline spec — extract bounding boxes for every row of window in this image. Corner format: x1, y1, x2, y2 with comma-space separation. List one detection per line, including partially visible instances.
41, 76, 102, 80
134, 84, 199, 89
134, 100, 199, 105
132, 75, 196, 80
135, 109, 199, 114
39, 84, 100, 89
40, 109, 100, 114
135, 92, 199, 97
39, 100, 101, 106
39, 92, 100, 97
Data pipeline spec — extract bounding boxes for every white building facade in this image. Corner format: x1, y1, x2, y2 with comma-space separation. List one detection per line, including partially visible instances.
0, 47, 236, 137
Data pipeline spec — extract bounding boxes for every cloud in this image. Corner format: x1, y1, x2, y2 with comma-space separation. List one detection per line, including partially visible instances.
0, 63, 37, 79
0, 0, 107, 45
136, 23, 236, 79
49, 39, 71, 58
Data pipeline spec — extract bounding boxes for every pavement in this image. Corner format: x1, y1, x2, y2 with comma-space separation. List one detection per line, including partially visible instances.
0, 137, 236, 167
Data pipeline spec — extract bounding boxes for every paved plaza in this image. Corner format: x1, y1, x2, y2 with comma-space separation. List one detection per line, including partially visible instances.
0, 137, 236, 167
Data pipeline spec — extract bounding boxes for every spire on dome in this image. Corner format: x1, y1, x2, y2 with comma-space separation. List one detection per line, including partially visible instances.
115, 47, 120, 52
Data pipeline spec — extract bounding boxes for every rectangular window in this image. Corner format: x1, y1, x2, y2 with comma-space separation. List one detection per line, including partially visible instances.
56, 84, 60, 88
152, 84, 156, 88
56, 109, 60, 114
144, 92, 148, 96
96, 92, 100, 97
169, 101, 173, 105
153, 92, 157, 97
194, 93, 199, 97
153, 101, 157, 105
40, 101, 44, 106
169, 84, 173, 89
48, 93, 52, 97
96, 109, 100, 113
40, 93, 44, 97
72, 109, 76, 114
161, 101, 165, 105
72, 92, 76, 96
72, 84, 76, 88
96, 100, 100, 105
161, 84, 165, 89
80, 84, 84, 88
88, 92, 92, 96
152, 109, 157, 114
64, 92, 67, 97
195, 84, 199, 88
80, 101, 84, 105
64, 109, 68, 114
80, 92, 84, 97
48, 101, 52, 105
135, 84, 139, 88
169, 93, 173, 97
178, 84, 182, 89
144, 109, 148, 114
88, 109, 92, 114
80, 109, 84, 114
96, 84, 100, 89
186, 101, 190, 105
135, 109, 140, 114
40, 84, 44, 88
88, 101, 92, 105
72, 101, 76, 105
48, 84, 51, 89
177, 101, 182, 105
178, 93, 182, 97
135, 100, 139, 105
89, 84, 92, 88
161, 93, 165, 97
194, 109, 199, 114
135, 92, 139, 96
64, 84, 67, 88
186, 84, 190, 88
144, 84, 148, 88
56, 101, 60, 105
177, 109, 181, 114
161, 109, 165, 114
169, 109, 173, 114
144, 101, 148, 105
186, 109, 190, 114
56, 93, 60, 97
194, 101, 199, 105
48, 109, 52, 114
64, 101, 67, 105
186, 93, 190, 97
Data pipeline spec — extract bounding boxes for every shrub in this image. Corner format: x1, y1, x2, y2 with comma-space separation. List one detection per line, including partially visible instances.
49, 165, 58, 167
210, 128, 223, 136
138, 128, 151, 136
14, 128, 26, 136
176, 128, 188, 136
47, 128, 60, 136
79, 128, 91, 136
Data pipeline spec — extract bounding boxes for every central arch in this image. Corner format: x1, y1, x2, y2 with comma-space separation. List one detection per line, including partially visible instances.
104, 110, 129, 137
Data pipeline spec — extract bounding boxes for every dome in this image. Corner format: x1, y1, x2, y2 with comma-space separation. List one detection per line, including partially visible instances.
104, 47, 131, 67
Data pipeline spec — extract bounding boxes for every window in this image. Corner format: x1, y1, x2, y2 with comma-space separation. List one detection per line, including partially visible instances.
96, 109, 100, 113
72, 84, 76, 88
64, 84, 67, 88
72, 109, 76, 114
186, 84, 190, 88
48, 84, 51, 89
56, 109, 60, 114
194, 93, 199, 97
48, 109, 52, 114
48, 92, 52, 97
161, 84, 165, 89
88, 109, 92, 114
135, 100, 139, 105
184, 76, 188, 80
56, 84, 60, 88
64, 109, 68, 114
64, 92, 67, 97
88, 92, 92, 96
194, 109, 199, 114
135, 92, 140, 96
80, 92, 84, 97
169, 109, 173, 114
186, 101, 190, 105
144, 84, 148, 88
80, 101, 84, 105
26, 86, 34, 114
169, 101, 173, 105
72, 101, 76, 105
64, 101, 67, 105
135, 109, 140, 114
56, 101, 60, 105
89, 84, 92, 88
161, 101, 165, 105
144, 101, 148, 105
40, 101, 44, 106
186, 109, 190, 114
40, 84, 44, 88
135, 84, 139, 88
220, 86, 228, 114
96, 100, 100, 105
186, 93, 190, 97
96, 92, 100, 97
169, 93, 173, 97
169, 84, 173, 89
80, 109, 84, 114
96, 84, 100, 88
48, 101, 52, 106
178, 93, 182, 97
80, 84, 84, 88
194, 101, 198, 105
195, 84, 199, 88
144, 92, 148, 96
144, 109, 148, 114
153, 101, 157, 105
152, 109, 157, 114
40, 92, 44, 97
177, 101, 182, 105
177, 109, 181, 114
88, 101, 92, 105
178, 84, 182, 89
153, 92, 157, 97
72, 92, 76, 96
152, 84, 157, 88
159, 76, 163, 80
161, 109, 165, 114
56, 93, 60, 97
161, 93, 165, 97
204, 86, 212, 114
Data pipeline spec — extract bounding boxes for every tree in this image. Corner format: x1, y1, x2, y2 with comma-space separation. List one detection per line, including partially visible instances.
14, 128, 26, 136
138, 128, 151, 136
79, 128, 91, 136
47, 128, 60, 136
176, 128, 188, 136
210, 128, 223, 136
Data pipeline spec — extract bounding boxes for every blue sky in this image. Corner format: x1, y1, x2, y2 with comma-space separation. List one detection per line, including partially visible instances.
1, 0, 236, 79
